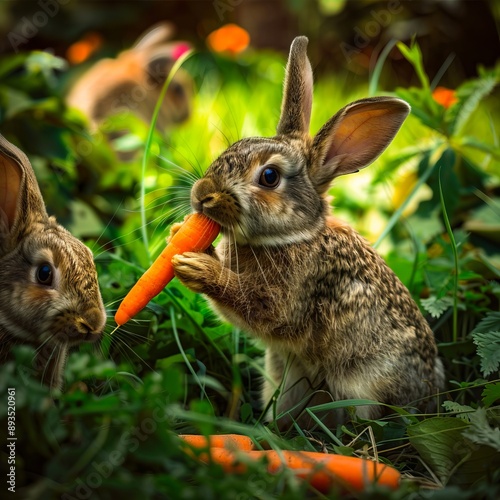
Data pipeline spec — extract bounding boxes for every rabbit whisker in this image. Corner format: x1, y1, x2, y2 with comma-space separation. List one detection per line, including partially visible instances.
157, 142, 204, 180
89, 198, 126, 255
156, 159, 201, 185
220, 91, 242, 144
39, 342, 59, 387
110, 334, 158, 375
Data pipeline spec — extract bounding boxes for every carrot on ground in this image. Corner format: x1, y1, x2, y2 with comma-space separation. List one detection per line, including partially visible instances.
198, 448, 401, 493
179, 434, 254, 452
115, 213, 220, 326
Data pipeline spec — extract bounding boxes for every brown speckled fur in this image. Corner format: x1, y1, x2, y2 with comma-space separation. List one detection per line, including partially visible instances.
0, 135, 106, 390
173, 37, 444, 429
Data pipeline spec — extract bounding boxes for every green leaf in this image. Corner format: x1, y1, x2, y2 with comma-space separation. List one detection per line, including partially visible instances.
482, 383, 500, 408
460, 136, 500, 159
65, 395, 123, 416
421, 295, 454, 319
471, 312, 500, 377
442, 401, 475, 422
407, 417, 469, 484
445, 74, 498, 136
394, 87, 442, 131
1, 87, 34, 119
462, 408, 500, 452
451, 443, 500, 488
471, 311, 500, 335
472, 330, 500, 377
397, 40, 430, 89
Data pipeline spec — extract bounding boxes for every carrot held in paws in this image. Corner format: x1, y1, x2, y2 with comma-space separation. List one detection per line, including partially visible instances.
115, 213, 220, 326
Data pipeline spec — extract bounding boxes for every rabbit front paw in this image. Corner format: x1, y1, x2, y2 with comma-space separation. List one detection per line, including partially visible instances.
167, 214, 193, 244
172, 252, 222, 294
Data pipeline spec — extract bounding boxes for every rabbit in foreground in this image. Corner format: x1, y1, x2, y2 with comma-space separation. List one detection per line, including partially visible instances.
0, 135, 106, 390
66, 22, 193, 133
172, 36, 444, 429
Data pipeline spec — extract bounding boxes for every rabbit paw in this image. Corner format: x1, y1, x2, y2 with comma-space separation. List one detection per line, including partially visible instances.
167, 214, 193, 244
172, 252, 221, 294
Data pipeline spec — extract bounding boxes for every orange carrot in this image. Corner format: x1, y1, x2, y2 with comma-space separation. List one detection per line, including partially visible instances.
115, 213, 220, 326
179, 434, 254, 452
199, 449, 400, 493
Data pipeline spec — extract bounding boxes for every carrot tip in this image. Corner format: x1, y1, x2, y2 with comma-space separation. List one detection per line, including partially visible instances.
115, 213, 221, 325
114, 309, 130, 326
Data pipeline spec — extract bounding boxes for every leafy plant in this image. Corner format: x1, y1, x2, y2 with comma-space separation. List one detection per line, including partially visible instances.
0, 37, 499, 499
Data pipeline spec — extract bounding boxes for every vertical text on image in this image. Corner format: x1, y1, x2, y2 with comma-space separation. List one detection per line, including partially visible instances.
6, 388, 16, 494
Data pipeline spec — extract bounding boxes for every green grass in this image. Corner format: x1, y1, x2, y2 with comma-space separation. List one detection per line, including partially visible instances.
0, 46, 499, 499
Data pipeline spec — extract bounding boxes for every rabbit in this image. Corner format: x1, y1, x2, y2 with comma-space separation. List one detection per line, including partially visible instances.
171, 36, 444, 429
66, 21, 193, 134
0, 134, 106, 390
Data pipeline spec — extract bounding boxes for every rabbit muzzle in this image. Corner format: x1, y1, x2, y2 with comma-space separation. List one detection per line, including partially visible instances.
51, 305, 106, 347
191, 177, 240, 228
76, 308, 106, 344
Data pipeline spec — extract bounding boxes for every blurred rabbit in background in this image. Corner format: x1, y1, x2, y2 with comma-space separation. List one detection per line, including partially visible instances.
66, 21, 193, 156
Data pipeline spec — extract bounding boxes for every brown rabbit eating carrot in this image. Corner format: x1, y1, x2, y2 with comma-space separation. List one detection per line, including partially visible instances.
0, 135, 106, 390
172, 37, 444, 429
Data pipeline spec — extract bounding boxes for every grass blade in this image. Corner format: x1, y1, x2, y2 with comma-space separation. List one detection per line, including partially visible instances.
141, 49, 195, 262
170, 305, 214, 409
438, 150, 459, 342
374, 150, 434, 249
369, 38, 398, 97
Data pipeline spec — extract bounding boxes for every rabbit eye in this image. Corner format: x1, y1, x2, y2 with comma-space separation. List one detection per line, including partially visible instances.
258, 167, 280, 188
36, 263, 53, 286
170, 81, 185, 98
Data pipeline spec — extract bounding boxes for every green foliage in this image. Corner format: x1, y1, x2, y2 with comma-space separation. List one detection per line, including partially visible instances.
463, 408, 500, 452
449, 67, 499, 138
471, 312, 500, 377
0, 38, 499, 498
482, 383, 500, 408
442, 401, 475, 422
408, 411, 500, 487
408, 416, 469, 484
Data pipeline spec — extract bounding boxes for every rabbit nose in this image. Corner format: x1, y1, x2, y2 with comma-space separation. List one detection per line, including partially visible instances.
191, 178, 217, 211
76, 319, 92, 335
77, 308, 106, 337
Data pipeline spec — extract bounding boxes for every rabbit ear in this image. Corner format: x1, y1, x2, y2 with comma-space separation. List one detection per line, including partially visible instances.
0, 135, 48, 244
133, 22, 175, 50
276, 36, 313, 136
309, 97, 410, 194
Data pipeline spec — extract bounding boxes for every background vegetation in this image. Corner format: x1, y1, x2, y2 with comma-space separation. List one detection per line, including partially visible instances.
0, 1, 499, 498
